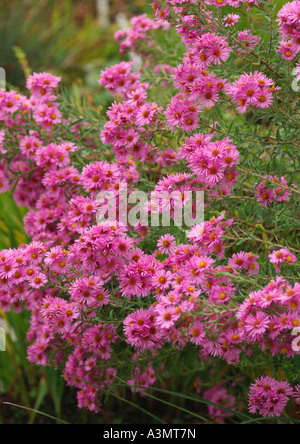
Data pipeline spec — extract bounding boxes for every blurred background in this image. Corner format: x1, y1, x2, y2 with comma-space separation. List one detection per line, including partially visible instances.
1, 0, 151, 88
0, 0, 152, 424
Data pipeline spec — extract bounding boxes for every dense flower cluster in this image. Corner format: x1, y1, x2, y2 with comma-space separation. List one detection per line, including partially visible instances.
248, 376, 299, 417
0, 0, 299, 422
277, 1, 300, 60
179, 134, 240, 193
237, 279, 300, 357
228, 73, 279, 114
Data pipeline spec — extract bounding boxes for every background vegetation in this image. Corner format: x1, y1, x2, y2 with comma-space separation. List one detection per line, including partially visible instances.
0, 0, 297, 424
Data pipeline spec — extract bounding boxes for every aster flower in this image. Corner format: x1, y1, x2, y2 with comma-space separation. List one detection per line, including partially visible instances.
228, 72, 278, 113
119, 272, 143, 298
152, 269, 173, 291
157, 234, 176, 254
189, 319, 205, 345
0, 256, 17, 279
244, 312, 270, 340
224, 14, 240, 27
155, 305, 178, 329
269, 248, 297, 273
29, 273, 48, 289
124, 308, 164, 351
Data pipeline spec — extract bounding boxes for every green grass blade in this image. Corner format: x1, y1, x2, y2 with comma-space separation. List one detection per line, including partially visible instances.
2, 402, 69, 424
114, 377, 255, 423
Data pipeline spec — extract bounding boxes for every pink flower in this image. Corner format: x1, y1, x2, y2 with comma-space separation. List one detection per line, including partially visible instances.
29, 273, 47, 289
228, 251, 249, 271
269, 248, 297, 272
256, 175, 293, 207
248, 377, 293, 417
244, 312, 270, 340
0, 170, 10, 194
27, 342, 49, 367
224, 14, 240, 27
189, 319, 205, 345
203, 384, 236, 423
0, 255, 17, 279
155, 305, 178, 329
152, 269, 173, 291
99, 61, 141, 99
237, 30, 260, 53
157, 234, 176, 254
27, 72, 61, 99
228, 72, 278, 113
278, 40, 297, 60
124, 308, 164, 351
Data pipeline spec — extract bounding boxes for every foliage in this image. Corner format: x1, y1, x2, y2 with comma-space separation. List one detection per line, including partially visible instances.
0, 0, 122, 89
0, 0, 300, 424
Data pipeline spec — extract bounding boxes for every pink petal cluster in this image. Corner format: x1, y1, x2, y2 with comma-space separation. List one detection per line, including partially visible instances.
228, 72, 279, 113
256, 175, 295, 207
248, 376, 296, 417
269, 248, 297, 273
237, 279, 300, 356
277, 1, 300, 60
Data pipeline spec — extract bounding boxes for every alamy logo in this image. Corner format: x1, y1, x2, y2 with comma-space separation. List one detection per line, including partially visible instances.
96, 186, 204, 228
0, 327, 6, 352
292, 328, 300, 352
0, 68, 6, 91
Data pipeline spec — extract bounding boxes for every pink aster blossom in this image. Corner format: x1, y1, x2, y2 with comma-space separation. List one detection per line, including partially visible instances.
224, 14, 240, 27
269, 248, 297, 273
244, 312, 270, 340
157, 234, 176, 254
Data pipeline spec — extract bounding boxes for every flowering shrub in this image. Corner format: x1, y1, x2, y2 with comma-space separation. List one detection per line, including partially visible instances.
0, 0, 299, 423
